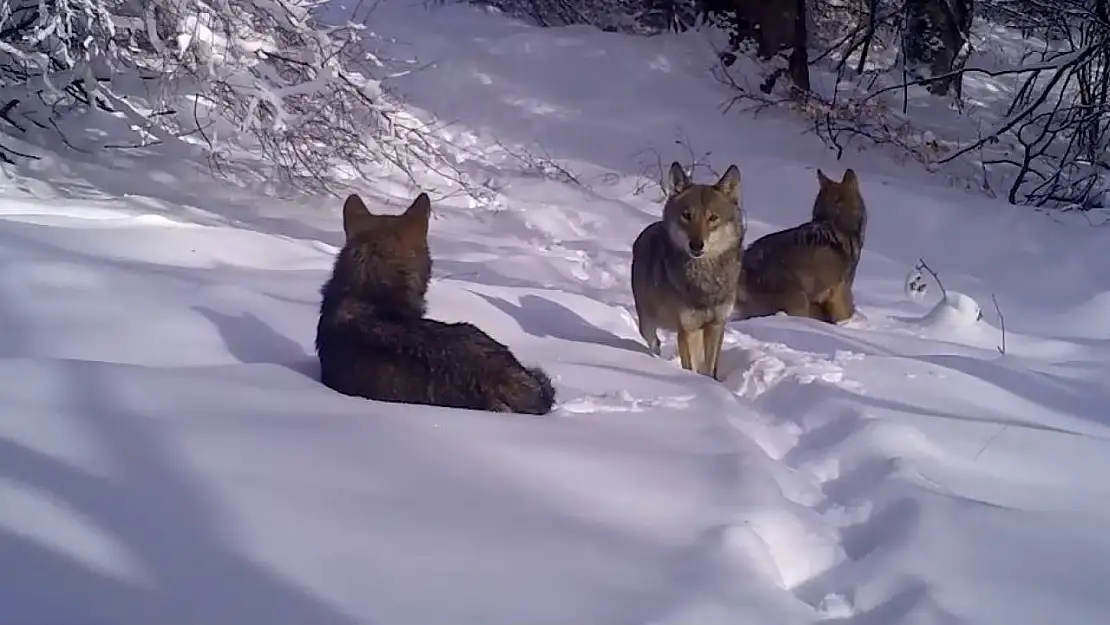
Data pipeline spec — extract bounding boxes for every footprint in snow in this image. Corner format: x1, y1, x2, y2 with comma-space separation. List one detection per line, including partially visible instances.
556, 390, 696, 414
720, 336, 864, 400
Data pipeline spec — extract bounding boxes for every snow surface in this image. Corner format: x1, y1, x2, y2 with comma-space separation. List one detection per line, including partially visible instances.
3, 2, 1110, 624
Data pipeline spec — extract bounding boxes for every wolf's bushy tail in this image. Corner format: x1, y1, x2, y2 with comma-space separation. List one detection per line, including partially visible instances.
519, 366, 557, 415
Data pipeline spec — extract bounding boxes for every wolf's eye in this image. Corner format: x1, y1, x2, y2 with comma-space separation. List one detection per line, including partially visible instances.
681, 210, 692, 221
708, 214, 719, 223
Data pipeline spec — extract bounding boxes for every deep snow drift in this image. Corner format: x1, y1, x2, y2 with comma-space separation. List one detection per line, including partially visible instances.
2, 2, 1110, 625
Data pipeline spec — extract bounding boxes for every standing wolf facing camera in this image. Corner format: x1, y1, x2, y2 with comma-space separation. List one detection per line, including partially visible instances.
315, 191, 556, 415
735, 168, 868, 324
631, 161, 744, 380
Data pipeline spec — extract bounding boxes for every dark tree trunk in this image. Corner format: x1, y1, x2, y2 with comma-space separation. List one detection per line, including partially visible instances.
727, 0, 796, 59
787, 0, 811, 92
903, 0, 974, 96
707, 0, 810, 92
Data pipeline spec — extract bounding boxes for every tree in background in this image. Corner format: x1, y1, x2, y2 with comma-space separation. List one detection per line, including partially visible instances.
903, 0, 974, 95
0, 0, 436, 194
459, 0, 1109, 210
2, 0, 1105, 208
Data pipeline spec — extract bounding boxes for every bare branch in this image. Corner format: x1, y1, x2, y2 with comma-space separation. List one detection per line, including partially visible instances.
916, 257, 947, 301
992, 293, 1007, 355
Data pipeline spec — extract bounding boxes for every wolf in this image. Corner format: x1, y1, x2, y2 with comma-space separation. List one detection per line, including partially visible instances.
630, 161, 744, 380
315, 191, 557, 415
735, 168, 867, 324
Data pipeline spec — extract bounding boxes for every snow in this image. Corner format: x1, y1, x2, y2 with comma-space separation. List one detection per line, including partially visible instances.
3, 1, 1110, 624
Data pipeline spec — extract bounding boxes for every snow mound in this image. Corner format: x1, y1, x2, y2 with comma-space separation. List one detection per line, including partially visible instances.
920, 291, 984, 330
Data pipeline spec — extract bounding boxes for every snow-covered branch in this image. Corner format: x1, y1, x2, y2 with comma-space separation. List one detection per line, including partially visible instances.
0, 0, 435, 192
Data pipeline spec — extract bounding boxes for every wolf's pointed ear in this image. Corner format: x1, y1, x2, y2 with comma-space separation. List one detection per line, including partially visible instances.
402, 192, 432, 237
715, 164, 742, 200
668, 161, 691, 196
342, 193, 373, 242
841, 168, 860, 192
816, 169, 832, 188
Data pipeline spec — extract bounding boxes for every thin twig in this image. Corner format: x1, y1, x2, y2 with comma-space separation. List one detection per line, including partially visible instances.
992, 293, 1007, 355
973, 425, 1008, 460
915, 257, 947, 300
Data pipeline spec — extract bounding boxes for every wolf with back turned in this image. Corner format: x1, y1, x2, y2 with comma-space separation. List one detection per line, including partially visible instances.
631, 161, 744, 380
315, 191, 556, 415
735, 168, 867, 324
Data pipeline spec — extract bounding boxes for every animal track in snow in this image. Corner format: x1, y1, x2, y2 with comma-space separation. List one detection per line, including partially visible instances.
556, 390, 695, 414
718, 332, 864, 400
725, 508, 846, 590
715, 340, 937, 623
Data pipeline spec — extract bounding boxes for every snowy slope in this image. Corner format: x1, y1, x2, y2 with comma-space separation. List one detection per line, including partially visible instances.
3, 2, 1110, 625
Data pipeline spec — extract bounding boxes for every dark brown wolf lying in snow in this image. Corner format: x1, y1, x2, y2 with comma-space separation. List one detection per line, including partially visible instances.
315, 191, 556, 415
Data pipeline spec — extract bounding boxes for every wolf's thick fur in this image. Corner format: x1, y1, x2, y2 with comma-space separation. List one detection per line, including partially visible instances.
631, 161, 745, 379
735, 168, 867, 324
315, 192, 556, 415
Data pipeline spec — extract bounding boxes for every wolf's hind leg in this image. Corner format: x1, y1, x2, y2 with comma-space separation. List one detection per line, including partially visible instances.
820, 282, 855, 324
777, 290, 814, 319
637, 312, 662, 357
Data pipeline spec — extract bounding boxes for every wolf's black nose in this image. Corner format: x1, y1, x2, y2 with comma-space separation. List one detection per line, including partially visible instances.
689, 240, 705, 254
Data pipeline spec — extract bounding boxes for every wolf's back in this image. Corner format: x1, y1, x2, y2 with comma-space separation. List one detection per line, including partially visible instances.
317, 304, 556, 415
744, 220, 851, 268
631, 221, 672, 292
